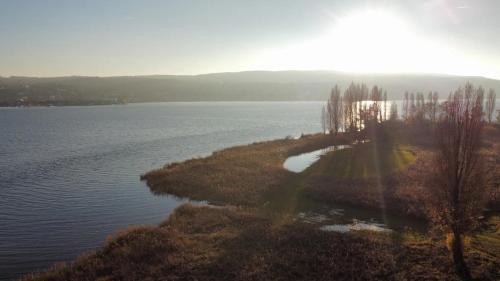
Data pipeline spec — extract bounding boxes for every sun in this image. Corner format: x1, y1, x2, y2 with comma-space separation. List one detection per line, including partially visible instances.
254, 8, 467, 75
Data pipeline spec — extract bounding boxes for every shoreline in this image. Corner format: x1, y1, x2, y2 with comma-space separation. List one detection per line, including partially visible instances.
141, 127, 426, 218
0, 100, 335, 108
22, 122, 500, 280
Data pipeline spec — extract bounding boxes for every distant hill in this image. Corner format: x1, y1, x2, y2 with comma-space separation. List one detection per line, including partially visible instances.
1, 71, 499, 105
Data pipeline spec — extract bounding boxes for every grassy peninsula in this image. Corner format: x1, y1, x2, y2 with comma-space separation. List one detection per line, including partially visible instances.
23, 120, 500, 281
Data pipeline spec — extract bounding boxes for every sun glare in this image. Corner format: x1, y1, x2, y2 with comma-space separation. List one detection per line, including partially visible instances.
324, 9, 416, 72
254, 8, 477, 76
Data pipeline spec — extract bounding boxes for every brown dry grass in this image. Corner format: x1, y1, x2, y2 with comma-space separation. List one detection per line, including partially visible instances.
23, 204, 499, 281
304, 148, 433, 218
141, 133, 352, 205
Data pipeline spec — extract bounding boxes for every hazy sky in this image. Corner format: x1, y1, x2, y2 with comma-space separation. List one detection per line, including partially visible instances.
1, 0, 499, 79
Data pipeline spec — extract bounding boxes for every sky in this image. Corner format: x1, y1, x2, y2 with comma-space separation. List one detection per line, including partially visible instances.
1, 0, 500, 79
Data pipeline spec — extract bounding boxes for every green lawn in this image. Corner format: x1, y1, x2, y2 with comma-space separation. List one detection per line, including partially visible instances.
305, 141, 416, 179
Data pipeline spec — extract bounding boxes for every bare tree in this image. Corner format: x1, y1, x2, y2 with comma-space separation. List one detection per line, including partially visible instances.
370, 86, 382, 123
357, 83, 368, 128
415, 92, 425, 120
389, 102, 398, 120
432, 91, 439, 122
477, 86, 485, 110
428, 83, 487, 280
485, 89, 496, 123
416, 92, 422, 117
343, 83, 358, 132
383, 91, 388, 121
426, 92, 433, 120
403, 91, 409, 121
330, 85, 342, 134
409, 92, 416, 120
323, 83, 390, 132
327, 96, 333, 132
321, 105, 327, 134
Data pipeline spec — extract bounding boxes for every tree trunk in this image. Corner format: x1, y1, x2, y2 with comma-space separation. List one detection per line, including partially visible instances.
451, 232, 472, 281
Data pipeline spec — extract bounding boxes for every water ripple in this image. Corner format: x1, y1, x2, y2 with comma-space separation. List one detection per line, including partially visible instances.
0, 102, 324, 281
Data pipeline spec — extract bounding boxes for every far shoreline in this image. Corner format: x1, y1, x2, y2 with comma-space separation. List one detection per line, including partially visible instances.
0, 99, 407, 108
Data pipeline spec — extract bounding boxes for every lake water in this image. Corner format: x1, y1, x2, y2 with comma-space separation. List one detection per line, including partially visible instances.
0, 102, 323, 281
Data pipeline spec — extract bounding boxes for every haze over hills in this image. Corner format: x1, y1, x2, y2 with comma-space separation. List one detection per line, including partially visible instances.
1, 70, 499, 105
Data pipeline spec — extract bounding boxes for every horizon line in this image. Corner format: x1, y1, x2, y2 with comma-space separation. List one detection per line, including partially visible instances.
1, 69, 499, 81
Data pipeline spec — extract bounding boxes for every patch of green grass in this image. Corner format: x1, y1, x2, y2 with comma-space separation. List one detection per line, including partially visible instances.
472, 215, 500, 258
306, 142, 416, 179
300, 139, 427, 218
265, 140, 417, 219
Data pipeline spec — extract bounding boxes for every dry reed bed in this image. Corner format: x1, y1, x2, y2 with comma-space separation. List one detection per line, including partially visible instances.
141, 133, 351, 205
23, 204, 499, 281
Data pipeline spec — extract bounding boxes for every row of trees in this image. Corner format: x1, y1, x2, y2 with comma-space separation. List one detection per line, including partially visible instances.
322, 84, 497, 133
321, 82, 389, 134
402, 87, 497, 124
402, 91, 439, 122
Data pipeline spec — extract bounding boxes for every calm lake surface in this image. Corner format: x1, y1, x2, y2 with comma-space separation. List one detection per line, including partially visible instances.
0, 102, 324, 280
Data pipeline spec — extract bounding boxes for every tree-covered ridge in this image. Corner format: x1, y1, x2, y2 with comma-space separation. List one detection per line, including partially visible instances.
2, 71, 500, 105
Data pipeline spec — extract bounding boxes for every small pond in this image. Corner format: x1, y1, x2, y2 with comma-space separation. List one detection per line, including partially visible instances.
297, 202, 426, 233
283, 145, 351, 173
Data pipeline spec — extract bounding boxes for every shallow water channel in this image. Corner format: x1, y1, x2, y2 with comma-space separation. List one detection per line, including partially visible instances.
297, 202, 426, 233
283, 145, 351, 173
